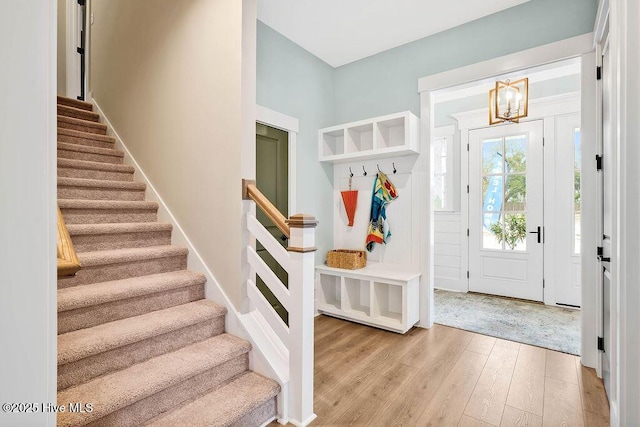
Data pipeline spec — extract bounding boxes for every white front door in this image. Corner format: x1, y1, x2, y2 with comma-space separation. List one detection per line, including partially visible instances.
468, 121, 544, 301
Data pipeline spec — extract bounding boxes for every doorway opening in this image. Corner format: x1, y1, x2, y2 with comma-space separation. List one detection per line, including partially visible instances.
431, 58, 582, 354
255, 122, 290, 323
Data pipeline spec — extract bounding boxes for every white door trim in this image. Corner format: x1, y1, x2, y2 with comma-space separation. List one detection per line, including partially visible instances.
256, 105, 298, 216
418, 32, 598, 370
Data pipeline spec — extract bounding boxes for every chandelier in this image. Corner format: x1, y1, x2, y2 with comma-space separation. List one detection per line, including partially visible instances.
489, 77, 529, 125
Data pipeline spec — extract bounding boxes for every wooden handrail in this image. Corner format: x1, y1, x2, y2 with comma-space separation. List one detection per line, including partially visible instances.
242, 179, 290, 239
57, 206, 81, 277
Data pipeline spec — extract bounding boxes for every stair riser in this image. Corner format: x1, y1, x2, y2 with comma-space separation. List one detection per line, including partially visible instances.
57, 254, 187, 288
58, 284, 205, 334
57, 166, 134, 182
58, 186, 146, 202
58, 106, 100, 122
58, 120, 107, 135
70, 230, 172, 252
231, 398, 277, 427
84, 356, 248, 427
58, 98, 93, 111
58, 148, 124, 165
58, 316, 227, 391
58, 133, 115, 150
60, 208, 158, 225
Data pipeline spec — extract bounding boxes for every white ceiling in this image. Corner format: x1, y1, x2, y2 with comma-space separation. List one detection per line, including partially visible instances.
257, 0, 531, 67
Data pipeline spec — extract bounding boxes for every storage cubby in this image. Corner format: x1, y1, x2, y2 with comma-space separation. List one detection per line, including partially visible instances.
315, 264, 420, 333
372, 282, 402, 324
376, 117, 406, 149
344, 278, 371, 315
317, 273, 341, 310
322, 129, 345, 157
318, 111, 419, 163
346, 123, 374, 153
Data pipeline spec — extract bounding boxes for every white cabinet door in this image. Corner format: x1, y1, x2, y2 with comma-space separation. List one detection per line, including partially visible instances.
468, 121, 544, 301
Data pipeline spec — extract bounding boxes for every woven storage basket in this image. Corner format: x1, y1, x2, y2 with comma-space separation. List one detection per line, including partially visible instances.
327, 249, 367, 270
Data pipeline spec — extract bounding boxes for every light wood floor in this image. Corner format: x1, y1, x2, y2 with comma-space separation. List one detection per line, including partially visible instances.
270, 315, 609, 427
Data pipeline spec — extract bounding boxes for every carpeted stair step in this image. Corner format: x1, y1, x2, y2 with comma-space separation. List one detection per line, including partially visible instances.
58, 104, 101, 122
58, 127, 116, 150
57, 245, 188, 288
58, 158, 135, 182
67, 222, 172, 252
57, 333, 250, 427
57, 270, 205, 334
57, 300, 227, 391
57, 95, 93, 111
58, 115, 107, 135
59, 199, 158, 224
144, 372, 279, 427
58, 141, 124, 164
58, 177, 146, 201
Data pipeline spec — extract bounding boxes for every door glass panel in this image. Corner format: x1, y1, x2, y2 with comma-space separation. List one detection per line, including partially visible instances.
483, 138, 503, 174
503, 213, 527, 251
504, 135, 527, 173
481, 135, 528, 252
573, 128, 581, 254
504, 174, 526, 211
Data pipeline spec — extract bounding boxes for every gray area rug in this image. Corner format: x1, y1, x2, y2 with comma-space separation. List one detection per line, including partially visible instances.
435, 289, 580, 355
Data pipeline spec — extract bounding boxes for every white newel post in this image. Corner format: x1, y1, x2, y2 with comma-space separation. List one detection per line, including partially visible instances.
286, 214, 318, 426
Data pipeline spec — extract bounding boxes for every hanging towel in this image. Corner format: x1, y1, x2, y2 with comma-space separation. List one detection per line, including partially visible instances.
365, 171, 398, 252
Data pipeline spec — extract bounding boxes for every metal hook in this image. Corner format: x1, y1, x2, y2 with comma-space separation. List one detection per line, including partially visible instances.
362, 165, 367, 176
377, 164, 382, 172
349, 167, 354, 178
392, 162, 397, 174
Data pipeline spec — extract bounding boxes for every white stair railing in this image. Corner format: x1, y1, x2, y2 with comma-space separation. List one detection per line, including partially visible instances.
242, 179, 317, 426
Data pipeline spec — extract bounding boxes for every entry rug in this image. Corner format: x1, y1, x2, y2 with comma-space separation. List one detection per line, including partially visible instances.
435, 289, 580, 355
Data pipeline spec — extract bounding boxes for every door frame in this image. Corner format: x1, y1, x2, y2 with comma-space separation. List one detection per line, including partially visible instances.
466, 120, 545, 302
256, 105, 298, 216
417, 32, 598, 368
452, 93, 581, 307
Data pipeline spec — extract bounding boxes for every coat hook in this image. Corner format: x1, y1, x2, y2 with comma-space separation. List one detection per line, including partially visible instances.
377, 164, 382, 172
349, 167, 354, 178
392, 162, 397, 174
362, 165, 367, 176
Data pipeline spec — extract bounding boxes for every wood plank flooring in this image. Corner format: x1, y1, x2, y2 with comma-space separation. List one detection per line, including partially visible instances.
270, 316, 609, 427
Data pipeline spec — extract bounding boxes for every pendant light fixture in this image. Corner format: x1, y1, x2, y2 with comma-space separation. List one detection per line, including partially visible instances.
489, 77, 529, 125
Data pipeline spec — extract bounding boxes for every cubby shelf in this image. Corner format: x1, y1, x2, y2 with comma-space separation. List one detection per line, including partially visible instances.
315, 263, 420, 333
318, 111, 419, 163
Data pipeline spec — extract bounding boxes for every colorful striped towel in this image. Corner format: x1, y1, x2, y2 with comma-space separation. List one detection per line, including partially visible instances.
365, 171, 398, 252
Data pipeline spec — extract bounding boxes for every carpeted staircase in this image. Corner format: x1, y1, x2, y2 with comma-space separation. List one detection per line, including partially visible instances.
56, 95, 279, 427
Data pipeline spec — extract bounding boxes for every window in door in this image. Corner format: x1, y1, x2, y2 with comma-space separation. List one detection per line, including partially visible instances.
432, 136, 448, 210
481, 135, 528, 251
573, 128, 581, 255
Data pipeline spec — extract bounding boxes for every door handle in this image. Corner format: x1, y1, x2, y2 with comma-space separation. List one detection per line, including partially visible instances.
528, 226, 541, 243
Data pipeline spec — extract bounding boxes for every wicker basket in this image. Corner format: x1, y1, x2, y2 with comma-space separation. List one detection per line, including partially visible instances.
326, 249, 367, 270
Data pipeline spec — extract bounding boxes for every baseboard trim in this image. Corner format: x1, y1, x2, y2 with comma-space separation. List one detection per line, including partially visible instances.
90, 95, 288, 415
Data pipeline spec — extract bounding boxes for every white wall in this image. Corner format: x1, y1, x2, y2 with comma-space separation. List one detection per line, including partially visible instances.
0, 1, 57, 425
434, 212, 464, 291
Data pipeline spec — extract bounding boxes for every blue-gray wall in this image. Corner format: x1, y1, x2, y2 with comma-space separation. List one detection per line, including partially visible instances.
256, 0, 597, 256
256, 21, 335, 261
333, 0, 597, 123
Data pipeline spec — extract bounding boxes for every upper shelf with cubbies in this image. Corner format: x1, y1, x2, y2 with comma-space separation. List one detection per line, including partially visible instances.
319, 111, 419, 163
